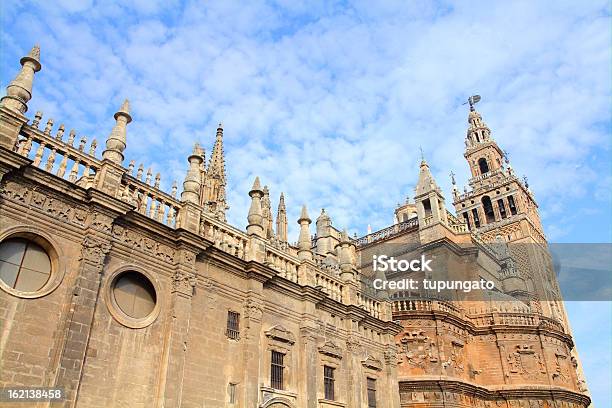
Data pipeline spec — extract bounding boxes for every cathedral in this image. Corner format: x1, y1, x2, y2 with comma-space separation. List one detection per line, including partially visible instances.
0, 46, 591, 407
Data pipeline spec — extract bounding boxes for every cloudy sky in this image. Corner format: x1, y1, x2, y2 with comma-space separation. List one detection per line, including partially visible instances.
1, 0, 610, 405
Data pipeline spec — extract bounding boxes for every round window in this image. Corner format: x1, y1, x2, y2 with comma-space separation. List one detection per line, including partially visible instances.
0, 238, 51, 292
112, 271, 157, 319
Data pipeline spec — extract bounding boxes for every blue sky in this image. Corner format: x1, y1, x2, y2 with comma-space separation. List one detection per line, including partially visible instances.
1, 0, 610, 405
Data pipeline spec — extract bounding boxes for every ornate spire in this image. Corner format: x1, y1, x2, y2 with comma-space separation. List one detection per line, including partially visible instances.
276, 193, 288, 243
181, 143, 204, 204
1, 45, 42, 114
102, 99, 131, 164
465, 100, 492, 150
246, 177, 264, 237
208, 123, 226, 180
297, 205, 313, 261
202, 123, 228, 220
415, 155, 440, 197
262, 186, 274, 238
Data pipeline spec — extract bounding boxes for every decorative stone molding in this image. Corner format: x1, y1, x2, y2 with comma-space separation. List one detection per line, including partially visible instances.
361, 355, 383, 371
265, 325, 296, 345
112, 224, 175, 263
318, 341, 343, 359
506, 344, 546, 378
171, 269, 196, 296
79, 236, 111, 269
243, 297, 264, 322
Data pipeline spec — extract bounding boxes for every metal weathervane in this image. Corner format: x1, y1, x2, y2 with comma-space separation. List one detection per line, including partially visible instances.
463, 95, 481, 111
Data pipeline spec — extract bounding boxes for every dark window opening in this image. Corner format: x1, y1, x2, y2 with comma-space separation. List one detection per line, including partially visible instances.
472, 208, 481, 228
324, 366, 335, 400
497, 199, 507, 219
271, 351, 285, 390
367, 378, 377, 408
508, 195, 518, 215
478, 158, 489, 174
423, 199, 432, 217
226, 311, 240, 339
228, 383, 237, 404
482, 196, 496, 224
462, 212, 471, 230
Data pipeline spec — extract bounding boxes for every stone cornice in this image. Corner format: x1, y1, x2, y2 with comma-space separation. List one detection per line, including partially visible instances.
398, 379, 590, 405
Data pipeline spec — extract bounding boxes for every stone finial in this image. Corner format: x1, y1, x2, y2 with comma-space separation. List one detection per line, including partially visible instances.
276, 192, 288, 243
32, 111, 42, 128
297, 205, 313, 261
181, 143, 204, 204
171, 180, 178, 198
56, 124, 65, 140
44, 119, 53, 135
137, 163, 144, 180
89, 139, 97, 156
67, 129, 76, 145
154, 173, 161, 188
246, 177, 265, 237
1, 45, 41, 114
145, 167, 152, 184
415, 156, 440, 197
128, 160, 135, 174
262, 185, 274, 238
338, 229, 356, 279
102, 99, 131, 164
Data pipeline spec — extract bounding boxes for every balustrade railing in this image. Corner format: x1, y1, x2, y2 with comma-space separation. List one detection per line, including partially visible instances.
16, 114, 102, 186
315, 272, 344, 302
358, 291, 381, 318
354, 218, 418, 247
266, 246, 300, 283
200, 214, 249, 260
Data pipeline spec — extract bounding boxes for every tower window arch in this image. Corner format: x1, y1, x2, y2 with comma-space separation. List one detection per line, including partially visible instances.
478, 158, 489, 174
481, 196, 496, 224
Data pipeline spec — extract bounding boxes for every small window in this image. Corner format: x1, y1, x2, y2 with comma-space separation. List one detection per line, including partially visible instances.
482, 196, 495, 224
497, 199, 507, 219
228, 383, 237, 404
112, 271, 157, 319
508, 195, 518, 215
422, 199, 432, 217
324, 366, 335, 400
462, 212, 471, 230
271, 351, 285, 390
367, 378, 377, 408
471, 208, 481, 228
478, 158, 489, 174
0, 238, 51, 292
226, 311, 240, 339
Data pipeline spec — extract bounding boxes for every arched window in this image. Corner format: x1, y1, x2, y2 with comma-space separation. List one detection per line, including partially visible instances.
0, 238, 51, 292
478, 158, 489, 174
482, 196, 496, 224
422, 199, 432, 217
112, 271, 157, 319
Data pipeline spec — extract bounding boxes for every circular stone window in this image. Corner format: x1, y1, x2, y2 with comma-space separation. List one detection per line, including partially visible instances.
108, 270, 159, 328
0, 237, 51, 292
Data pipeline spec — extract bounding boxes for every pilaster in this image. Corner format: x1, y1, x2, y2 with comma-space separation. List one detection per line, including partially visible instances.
0, 106, 27, 150
54, 229, 112, 407
158, 246, 198, 407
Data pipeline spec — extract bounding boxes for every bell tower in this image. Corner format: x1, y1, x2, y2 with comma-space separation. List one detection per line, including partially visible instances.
452, 96, 543, 244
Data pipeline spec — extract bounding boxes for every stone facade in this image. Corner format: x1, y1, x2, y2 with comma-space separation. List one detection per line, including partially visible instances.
0, 47, 590, 408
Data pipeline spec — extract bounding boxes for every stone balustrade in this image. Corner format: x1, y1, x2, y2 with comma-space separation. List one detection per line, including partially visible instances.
354, 218, 418, 247
265, 246, 300, 283
15, 113, 102, 185
117, 168, 181, 228
358, 291, 382, 319
315, 272, 344, 302
200, 214, 249, 260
